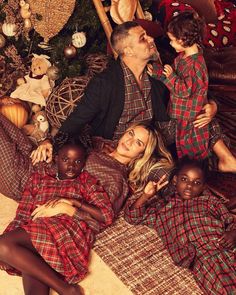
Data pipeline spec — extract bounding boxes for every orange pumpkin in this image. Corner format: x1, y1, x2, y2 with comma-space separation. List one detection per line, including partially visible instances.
0, 97, 29, 128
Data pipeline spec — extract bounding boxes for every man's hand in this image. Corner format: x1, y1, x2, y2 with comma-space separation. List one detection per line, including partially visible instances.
30, 139, 53, 165
193, 100, 217, 129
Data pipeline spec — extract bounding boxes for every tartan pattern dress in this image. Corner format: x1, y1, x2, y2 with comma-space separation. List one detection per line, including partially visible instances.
4, 166, 114, 284
124, 192, 236, 295
155, 52, 210, 159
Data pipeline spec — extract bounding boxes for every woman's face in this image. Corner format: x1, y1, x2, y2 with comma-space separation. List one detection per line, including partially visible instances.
116, 126, 149, 161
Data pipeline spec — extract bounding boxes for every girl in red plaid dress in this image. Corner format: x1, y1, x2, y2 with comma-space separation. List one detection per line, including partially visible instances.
125, 156, 236, 294
0, 140, 114, 294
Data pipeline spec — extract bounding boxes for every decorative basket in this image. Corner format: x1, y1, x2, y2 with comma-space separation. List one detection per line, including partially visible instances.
46, 76, 90, 128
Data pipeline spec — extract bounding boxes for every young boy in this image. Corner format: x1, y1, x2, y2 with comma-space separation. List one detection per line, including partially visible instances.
125, 156, 236, 295
152, 11, 209, 159
0, 140, 113, 295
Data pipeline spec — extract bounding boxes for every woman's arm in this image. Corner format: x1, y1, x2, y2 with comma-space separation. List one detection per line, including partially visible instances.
30, 139, 53, 165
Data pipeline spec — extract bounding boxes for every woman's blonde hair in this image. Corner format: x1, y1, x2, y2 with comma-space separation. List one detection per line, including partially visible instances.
128, 121, 174, 193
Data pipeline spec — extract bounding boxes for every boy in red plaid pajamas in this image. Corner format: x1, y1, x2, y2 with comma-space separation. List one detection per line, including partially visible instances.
125, 156, 236, 295
0, 140, 114, 295
152, 11, 210, 159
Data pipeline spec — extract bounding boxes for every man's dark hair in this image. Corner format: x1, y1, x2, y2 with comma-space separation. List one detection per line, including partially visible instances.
110, 21, 140, 56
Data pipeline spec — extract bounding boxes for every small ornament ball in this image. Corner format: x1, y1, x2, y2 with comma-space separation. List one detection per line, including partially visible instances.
64, 45, 77, 59
0, 34, 6, 48
72, 32, 86, 48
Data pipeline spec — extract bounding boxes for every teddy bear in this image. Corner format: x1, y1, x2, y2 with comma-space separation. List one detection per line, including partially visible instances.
22, 110, 49, 144
10, 54, 54, 110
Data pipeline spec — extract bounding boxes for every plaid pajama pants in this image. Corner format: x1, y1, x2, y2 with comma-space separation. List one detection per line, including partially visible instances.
0, 113, 34, 201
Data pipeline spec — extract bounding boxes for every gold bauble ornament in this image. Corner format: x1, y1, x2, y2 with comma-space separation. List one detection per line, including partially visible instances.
0, 34, 6, 48
28, 0, 76, 43
47, 65, 59, 81
64, 45, 77, 59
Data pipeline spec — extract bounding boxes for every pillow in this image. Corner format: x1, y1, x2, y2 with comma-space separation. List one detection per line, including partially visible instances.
178, 0, 218, 23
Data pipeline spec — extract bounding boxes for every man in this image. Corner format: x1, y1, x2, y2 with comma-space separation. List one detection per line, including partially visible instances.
32, 21, 236, 172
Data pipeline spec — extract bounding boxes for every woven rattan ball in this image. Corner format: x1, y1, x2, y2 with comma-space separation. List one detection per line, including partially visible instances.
46, 76, 90, 128
85, 53, 111, 77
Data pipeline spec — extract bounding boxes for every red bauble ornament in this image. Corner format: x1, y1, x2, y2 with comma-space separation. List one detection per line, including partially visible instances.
64, 45, 77, 59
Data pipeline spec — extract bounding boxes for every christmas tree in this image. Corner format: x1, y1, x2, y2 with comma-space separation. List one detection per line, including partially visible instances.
0, 0, 152, 94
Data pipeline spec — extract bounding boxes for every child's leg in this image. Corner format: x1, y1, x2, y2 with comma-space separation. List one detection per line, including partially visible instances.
22, 274, 50, 295
0, 229, 83, 295
213, 139, 236, 172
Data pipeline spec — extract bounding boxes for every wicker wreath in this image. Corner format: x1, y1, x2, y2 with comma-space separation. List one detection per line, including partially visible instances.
46, 76, 90, 128
85, 53, 111, 78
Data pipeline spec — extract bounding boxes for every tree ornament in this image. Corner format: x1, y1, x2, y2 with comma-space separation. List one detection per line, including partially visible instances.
24, 18, 32, 29
2, 22, 17, 37
0, 34, 6, 48
72, 32, 86, 48
64, 45, 77, 59
28, 0, 76, 43
20, 0, 32, 19
47, 65, 60, 81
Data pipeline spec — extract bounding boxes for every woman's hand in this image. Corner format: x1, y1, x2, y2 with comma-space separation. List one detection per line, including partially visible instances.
43, 198, 73, 208
193, 100, 217, 129
30, 139, 53, 165
31, 202, 75, 220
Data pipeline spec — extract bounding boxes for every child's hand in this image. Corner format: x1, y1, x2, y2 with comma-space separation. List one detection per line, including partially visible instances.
147, 63, 154, 76
163, 64, 173, 78
44, 198, 73, 208
218, 229, 236, 249
144, 174, 169, 198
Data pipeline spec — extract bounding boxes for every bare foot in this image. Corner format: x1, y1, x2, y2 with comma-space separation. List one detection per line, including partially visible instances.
218, 157, 236, 173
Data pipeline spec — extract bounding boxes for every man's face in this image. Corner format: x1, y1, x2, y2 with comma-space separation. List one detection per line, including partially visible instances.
126, 26, 159, 62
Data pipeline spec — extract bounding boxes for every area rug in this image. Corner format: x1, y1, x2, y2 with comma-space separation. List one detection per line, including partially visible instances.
94, 216, 202, 295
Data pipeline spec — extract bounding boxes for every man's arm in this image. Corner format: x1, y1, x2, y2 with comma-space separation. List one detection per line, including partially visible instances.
193, 99, 217, 128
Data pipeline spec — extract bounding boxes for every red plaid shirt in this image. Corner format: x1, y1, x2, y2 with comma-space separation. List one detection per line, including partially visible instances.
4, 164, 114, 284
154, 52, 209, 159
125, 192, 236, 294
113, 61, 153, 140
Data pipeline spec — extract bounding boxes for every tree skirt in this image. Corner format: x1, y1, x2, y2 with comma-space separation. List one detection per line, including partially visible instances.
94, 216, 202, 295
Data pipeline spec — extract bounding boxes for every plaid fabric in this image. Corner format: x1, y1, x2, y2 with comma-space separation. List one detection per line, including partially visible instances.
176, 120, 209, 159
4, 167, 113, 284
0, 113, 34, 200
85, 151, 129, 216
125, 192, 236, 294
113, 61, 153, 140
164, 52, 209, 159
